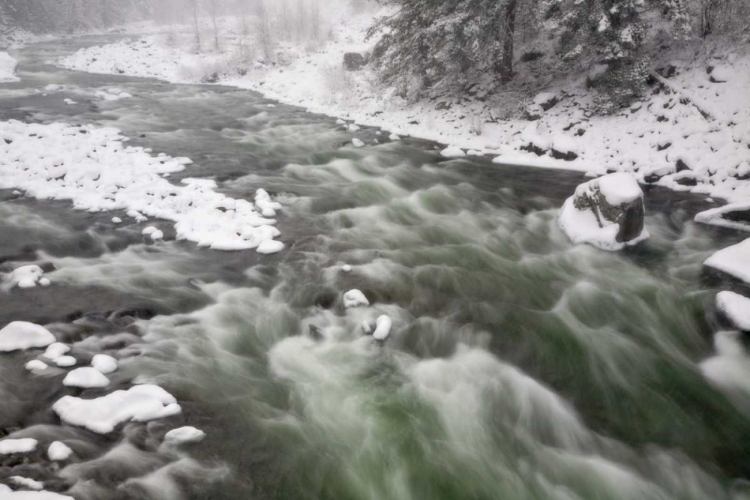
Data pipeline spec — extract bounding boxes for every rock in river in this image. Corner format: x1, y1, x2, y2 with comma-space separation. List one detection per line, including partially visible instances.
559, 172, 649, 251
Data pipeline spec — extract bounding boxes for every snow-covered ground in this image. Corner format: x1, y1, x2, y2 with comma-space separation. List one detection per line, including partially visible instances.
0, 51, 19, 82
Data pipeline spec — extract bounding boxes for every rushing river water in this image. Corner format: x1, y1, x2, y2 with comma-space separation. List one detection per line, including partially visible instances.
1, 36, 750, 500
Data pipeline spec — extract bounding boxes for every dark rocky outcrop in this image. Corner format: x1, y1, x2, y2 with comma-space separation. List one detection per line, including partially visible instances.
343, 53, 367, 71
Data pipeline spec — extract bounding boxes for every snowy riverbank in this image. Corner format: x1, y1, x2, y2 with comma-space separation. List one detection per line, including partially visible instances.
56, 9, 750, 211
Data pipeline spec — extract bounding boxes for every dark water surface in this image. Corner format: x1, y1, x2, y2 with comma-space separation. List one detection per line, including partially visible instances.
1, 36, 750, 500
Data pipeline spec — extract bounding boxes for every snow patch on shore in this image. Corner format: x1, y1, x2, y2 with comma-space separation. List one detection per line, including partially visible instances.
0, 120, 283, 253
0, 51, 20, 82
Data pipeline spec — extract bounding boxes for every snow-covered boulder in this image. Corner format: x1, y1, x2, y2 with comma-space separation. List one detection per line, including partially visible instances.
440, 145, 466, 158
695, 202, 750, 232
559, 173, 649, 251
0, 322, 56, 352
164, 426, 206, 445
716, 291, 750, 332
48, 441, 74, 461
3, 265, 46, 289
550, 134, 579, 161
92, 354, 118, 374
343, 289, 369, 308
372, 315, 392, 341
0, 52, 20, 83
534, 92, 559, 111
52, 384, 181, 434
705, 238, 750, 285
709, 65, 732, 83
63, 367, 111, 388
0, 438, 37, 454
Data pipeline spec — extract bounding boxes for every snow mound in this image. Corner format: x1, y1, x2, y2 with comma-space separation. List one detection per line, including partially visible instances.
0, 322, 56, 352
91, 354, 118, 374
716, 291, 750, 331
343, 289, 369, 308
440, 146, 466, 158
48, 441, 73, 461
0, 491, 73, 499
25, 360, 48, 372
373, 315, 392, 341
0, 52, 20, 83
43, 342, 70, 360
352, 138, 364, 148
164, 426, 206, 445
695, 202, 750, 232
3, 265, 46, 289
10, 476, 43, 491
710, 65, 732, 83
551, 134, 579, 155
705, 238, 750, 284
0, 121, 283, 252
63, 367, 110, 388
54, 356, 77, 367
52, 384, 181, 434
0, 438, 37, 455
256, 239, 285, 254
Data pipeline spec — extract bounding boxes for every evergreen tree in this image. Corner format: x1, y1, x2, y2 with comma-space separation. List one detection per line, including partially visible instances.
543, 0, 690, 112
368, 0, 520, 101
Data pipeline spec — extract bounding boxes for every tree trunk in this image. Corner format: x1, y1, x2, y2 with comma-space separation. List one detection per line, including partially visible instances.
212, 12, 219, 50
500, 0, 517, 84
101, 0, 110, 28
191, 0, 200, 52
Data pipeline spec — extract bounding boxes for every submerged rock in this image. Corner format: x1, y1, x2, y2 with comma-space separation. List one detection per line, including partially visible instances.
559, 172, 649, 251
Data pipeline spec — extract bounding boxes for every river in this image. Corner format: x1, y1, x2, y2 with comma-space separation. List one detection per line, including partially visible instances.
1, 35, 749, 500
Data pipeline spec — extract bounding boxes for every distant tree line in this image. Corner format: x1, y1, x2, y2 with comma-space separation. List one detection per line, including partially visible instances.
0, 0, 154, 34
368, 0, 749, 111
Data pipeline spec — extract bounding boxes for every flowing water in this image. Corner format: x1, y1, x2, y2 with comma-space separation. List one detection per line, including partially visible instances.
1, 36, 750, 500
